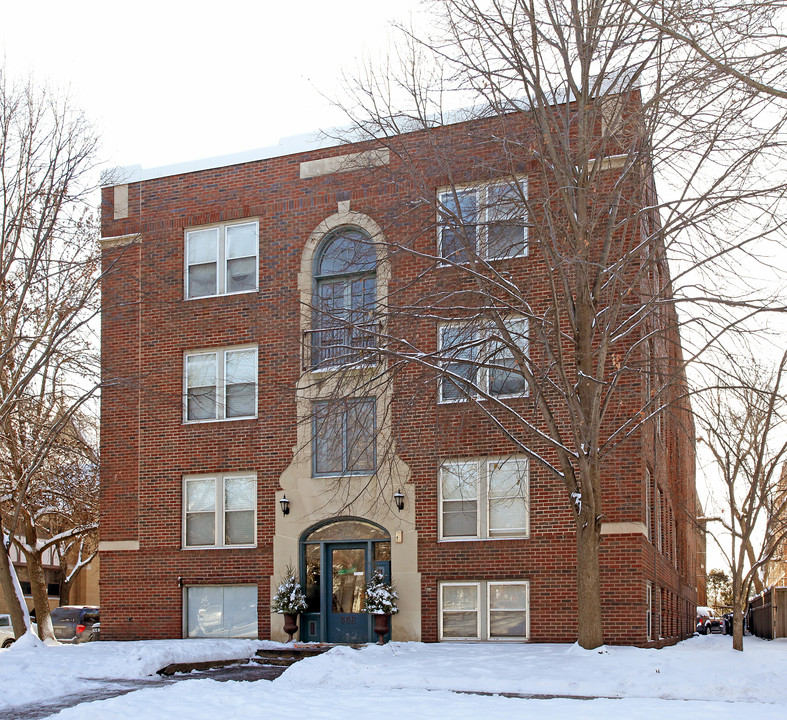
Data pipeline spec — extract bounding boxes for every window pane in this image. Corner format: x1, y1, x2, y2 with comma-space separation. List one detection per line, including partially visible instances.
489, 583, 528, 610
305, 544, 321, 612
305, 520, 389, 542
317, 229, 376, 276
186, 512, 215, 546
187, 354, 217, 388
187, 229, 218, 264
441, 462, 478, 500
187, 586, 223, 637
490, 359, 526, 396
225, 510, 254, 545
226, 383, 255, 418
486, 184, 526, 259
442, 584, 478, 611
188, 263, 218, 298
489, 459, 528, 533
226, 223, 257, 259
226, 256, 257, 293
226, 350, 256, 384
440, 190, 477, 262
224, 476, 255, 510
222, 586, 258, 638
443, 500, 478, 536
188, 387, 217, 420
346, 400, 375, 472
443, 611, 479, 638
440, 326, 478, 400
314, 404, 343, 475
490, 498, 527, 533
187, 478, 216, 512
488, 320, 527, 396
490, 611, 527, 637
187, 586, 257, 639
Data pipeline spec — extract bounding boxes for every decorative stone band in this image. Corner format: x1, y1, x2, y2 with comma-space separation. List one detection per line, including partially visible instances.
98, 540, 140, 552
100, 233, 140, 250
587, 154, 629, 171
300, 149, 390, 179
600, 521, 648, 537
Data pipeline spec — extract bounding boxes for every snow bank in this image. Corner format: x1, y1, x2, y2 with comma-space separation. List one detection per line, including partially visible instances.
276, 635, 787, 704
0, 638, 282, 711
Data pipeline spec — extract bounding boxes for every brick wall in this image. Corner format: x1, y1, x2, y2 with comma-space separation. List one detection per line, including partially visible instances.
100, 108, 697, 645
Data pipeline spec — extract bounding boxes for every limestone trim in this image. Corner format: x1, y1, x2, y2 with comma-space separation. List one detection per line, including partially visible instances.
600, 521, 648, 537
300, 149, 390, 179
100, 234, 140, 250
98, 540, 140, 552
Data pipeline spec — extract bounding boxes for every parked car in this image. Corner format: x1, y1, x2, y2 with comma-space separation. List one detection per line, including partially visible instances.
0, 613, 39, 648
696, 606, 722, 634
50, 606, 100, 643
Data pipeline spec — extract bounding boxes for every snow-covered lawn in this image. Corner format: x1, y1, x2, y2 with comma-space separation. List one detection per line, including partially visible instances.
1, 633, 785, 719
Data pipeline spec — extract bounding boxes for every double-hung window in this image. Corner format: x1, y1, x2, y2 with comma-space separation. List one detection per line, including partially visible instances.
438, 181, 527, 262
439, 319, 528, 402
440, 457, 529, 540
185, 346, 257, 422
440, 581, 529, 641
183, 473, 256, 548
186, 221, 258, 299
313, 398, 376, 476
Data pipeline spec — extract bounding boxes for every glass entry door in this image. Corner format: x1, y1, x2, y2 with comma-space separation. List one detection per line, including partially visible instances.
327, 544, 368, 643
300, 519, 391, 643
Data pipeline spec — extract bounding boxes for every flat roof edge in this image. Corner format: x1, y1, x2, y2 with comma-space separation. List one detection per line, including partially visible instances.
100, 130, 344, 187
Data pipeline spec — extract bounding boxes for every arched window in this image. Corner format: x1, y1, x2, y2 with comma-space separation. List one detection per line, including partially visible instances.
310, 227, 377, 368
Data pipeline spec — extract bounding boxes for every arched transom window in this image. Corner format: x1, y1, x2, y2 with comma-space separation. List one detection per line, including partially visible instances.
310, 227, 377, 368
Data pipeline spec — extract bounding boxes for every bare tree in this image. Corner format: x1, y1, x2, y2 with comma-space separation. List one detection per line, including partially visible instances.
307, 0, 787, 648
0, 69, 100, 640
696, 352, 787, 650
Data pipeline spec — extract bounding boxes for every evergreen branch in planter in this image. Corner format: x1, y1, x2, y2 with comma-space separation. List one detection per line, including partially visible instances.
365, 569, 399, 615
271, 564, 308, 614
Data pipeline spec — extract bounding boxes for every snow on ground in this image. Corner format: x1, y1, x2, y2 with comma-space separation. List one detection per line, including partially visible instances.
0, 634, 784, 720
0, 635, 277, 711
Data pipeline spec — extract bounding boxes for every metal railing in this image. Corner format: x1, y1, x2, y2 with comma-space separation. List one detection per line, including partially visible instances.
303, 322, 379, 370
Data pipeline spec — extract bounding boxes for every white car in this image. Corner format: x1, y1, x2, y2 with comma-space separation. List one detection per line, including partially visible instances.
0, 613, 38, 647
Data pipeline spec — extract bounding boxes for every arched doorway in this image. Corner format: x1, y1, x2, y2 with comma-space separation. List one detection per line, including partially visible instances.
300, 518, 391, 643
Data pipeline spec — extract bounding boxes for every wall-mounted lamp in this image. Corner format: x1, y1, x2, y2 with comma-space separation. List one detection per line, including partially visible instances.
394, 490, 405, 512
279, 495, 290, 516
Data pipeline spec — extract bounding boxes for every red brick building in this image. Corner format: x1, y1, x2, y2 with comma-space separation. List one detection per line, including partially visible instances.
99, 104, 699, 645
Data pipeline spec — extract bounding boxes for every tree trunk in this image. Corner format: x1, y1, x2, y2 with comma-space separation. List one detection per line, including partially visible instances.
25, 551, 55, 641
731, 575, 744, 651
576, 514, 604, 649
0, 540, 29, 638
59, 576, 72, 606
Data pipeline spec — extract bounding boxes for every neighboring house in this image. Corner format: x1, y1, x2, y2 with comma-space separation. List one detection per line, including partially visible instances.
99, 96, 698, 646
0, 542, 99, 616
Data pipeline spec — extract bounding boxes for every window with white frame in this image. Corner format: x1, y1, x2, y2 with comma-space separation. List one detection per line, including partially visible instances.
439, 580, 529, 641
438, 181, 527, 263
440, 457, 529, 540
438, 319, 528, 402
185, 585, 257, 638
183, 473, 256, 548
313, 398, 376, 476
184, 346, 257, 422
186, 221, 258, 299
646, 582, 654, 641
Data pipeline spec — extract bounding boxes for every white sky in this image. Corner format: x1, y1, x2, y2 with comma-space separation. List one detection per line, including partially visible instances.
0, 0, 418, 172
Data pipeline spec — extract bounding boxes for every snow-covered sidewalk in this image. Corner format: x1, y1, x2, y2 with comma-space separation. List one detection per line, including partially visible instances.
1, 634, 784, 719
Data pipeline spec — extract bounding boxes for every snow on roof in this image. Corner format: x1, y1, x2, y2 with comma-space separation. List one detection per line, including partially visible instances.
100, 130, 344, 188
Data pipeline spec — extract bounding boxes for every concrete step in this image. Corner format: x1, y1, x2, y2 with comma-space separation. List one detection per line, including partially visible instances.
254, 645, 336, 667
